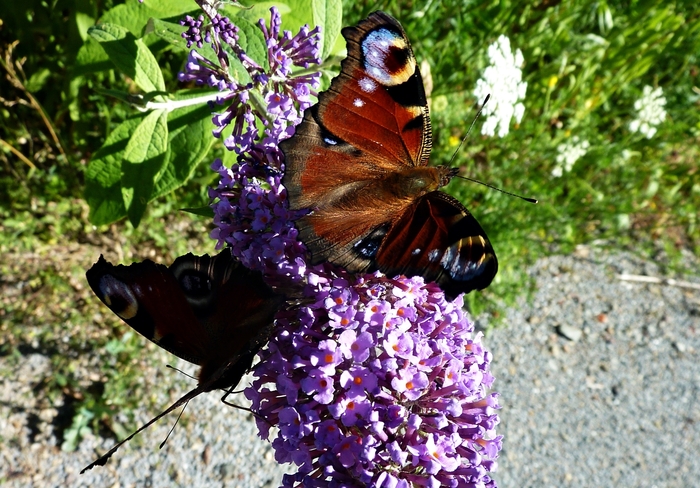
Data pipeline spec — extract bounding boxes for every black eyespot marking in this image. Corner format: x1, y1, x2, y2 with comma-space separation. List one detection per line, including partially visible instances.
98, 275, 138, 320
179, 270, 212, 298
354, 225, 390, 259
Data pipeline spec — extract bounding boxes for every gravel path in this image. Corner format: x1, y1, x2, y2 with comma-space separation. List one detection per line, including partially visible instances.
487, 247, 700, 488
2, 246, 698, 487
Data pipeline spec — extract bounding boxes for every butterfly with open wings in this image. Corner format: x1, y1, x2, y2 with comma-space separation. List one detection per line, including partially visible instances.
81, 250, 284, 472
281, 11, 498, 299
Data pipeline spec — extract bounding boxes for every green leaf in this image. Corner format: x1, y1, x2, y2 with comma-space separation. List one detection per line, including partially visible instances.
100, 1, 164, 37
85, 116, 144, 226
85, 92, 217, 226
180, 206, 215, 218
74, 38, 113, 76
153, 94, 216, 198
312, 0, 343, 60
236, 2, 290, 26
146, 0, 197, 17
88, 23, 166, 93
61, 407, 94, 452
25, 68, 52, 93
145, 18, 189, 52
95, 88, 141, 105
121, 109, 169, 227
279, 0, 312, 30
235, 16, 270, 72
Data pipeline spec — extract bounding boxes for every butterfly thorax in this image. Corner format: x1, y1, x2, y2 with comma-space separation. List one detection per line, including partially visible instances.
382, 166, 454, 199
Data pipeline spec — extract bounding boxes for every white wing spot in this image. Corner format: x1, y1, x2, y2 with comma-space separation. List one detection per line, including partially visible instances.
412, 248, 421, 256
353, 98, 365, 107
358, 77, 377, 93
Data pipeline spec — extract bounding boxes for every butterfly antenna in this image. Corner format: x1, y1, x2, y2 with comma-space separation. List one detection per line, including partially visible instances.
454, 174, 538, 203
166, 364, 198, 381
160, 401, 189, 449
447, 94, 490, 168
447, 94, 538, 204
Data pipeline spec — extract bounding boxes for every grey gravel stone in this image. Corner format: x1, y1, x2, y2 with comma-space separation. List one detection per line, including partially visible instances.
555, 323, 583, 342
1, 246, 698, 487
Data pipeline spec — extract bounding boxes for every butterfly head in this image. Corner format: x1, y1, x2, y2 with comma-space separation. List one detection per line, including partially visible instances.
440, 166, 460, 188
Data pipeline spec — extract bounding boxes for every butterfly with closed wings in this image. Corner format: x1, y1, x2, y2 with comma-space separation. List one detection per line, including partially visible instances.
81, 250, 284, 472
281, 11, 498, 299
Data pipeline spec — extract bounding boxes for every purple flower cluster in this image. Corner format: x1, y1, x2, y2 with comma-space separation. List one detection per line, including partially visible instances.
209, 155, 308, 284
178, 7, 321, 154
246, 273, 501, 487
188, 6, 503, 488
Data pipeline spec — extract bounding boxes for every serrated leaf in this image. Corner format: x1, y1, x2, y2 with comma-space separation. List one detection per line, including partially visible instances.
89, 23, 166, 93
121, 109, 169, 227
312, 0, 342, 60
85, 116, 145, 225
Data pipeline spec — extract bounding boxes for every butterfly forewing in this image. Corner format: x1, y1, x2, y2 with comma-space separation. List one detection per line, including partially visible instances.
337, 11, 432, 165
86, 250, 284, 388
282, 11, 431, 208
87, 255, 207, 365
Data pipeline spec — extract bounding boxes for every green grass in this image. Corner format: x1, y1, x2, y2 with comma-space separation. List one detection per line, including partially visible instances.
1, 0, 698, 446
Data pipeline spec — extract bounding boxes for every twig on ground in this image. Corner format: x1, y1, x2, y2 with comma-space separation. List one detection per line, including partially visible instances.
616, 273, 700, 291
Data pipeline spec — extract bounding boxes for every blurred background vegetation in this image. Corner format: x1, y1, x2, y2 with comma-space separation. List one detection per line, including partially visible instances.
1, 0, 698, 449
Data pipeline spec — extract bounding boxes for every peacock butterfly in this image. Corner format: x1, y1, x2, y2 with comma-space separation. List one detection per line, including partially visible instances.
281, 11, 497, 299
81, 250, 284, 472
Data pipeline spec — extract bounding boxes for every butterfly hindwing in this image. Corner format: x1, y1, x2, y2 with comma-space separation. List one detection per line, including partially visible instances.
375, 192, 498, 297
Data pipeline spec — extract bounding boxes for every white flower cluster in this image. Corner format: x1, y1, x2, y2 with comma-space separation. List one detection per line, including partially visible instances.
629, 85, 667, 139
552, 136, 590, 177
473, 35, 527, 138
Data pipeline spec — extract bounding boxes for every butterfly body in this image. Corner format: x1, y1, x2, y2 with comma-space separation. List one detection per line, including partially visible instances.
281, 12, 497, 298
